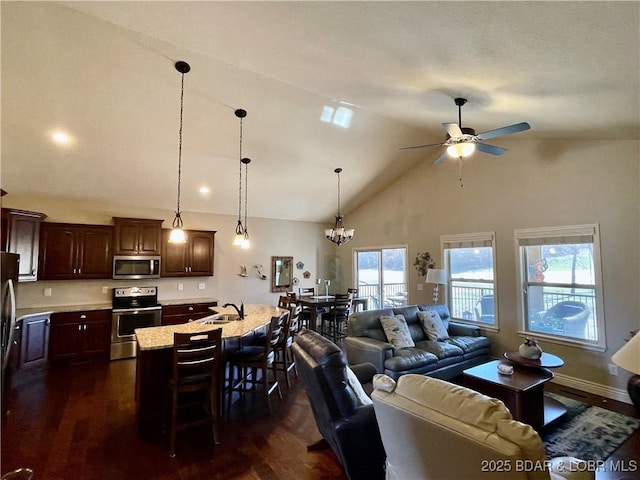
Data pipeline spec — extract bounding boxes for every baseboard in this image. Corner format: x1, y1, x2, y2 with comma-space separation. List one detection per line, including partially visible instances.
551, 372, 632, 405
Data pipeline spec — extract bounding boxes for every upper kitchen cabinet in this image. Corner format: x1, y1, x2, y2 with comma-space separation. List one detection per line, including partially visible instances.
113, 218, 163, 256
1, 208, 47, 281
39, 223, 113, 280
161, 229, 215, 277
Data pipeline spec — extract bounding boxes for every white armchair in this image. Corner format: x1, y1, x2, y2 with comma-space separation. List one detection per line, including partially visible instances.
371, 374, 594, 480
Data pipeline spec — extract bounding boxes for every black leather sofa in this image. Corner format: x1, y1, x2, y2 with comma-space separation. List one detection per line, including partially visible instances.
292, 329, 385, 480
345, 304, 490, 380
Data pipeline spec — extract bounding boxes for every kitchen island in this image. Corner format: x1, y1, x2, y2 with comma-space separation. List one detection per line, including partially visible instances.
134, 304, 287, 437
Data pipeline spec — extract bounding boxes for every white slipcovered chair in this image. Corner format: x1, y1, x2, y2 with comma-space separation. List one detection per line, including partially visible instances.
371, 374, 594, 480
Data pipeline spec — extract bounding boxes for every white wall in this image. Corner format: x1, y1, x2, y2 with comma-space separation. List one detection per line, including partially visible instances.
3, 196, 331, 309
338, 138, 640, 396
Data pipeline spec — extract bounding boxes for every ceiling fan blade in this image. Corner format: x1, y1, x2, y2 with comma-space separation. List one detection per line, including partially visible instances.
432, 150, 449, 165
442, 122, 463, 138
477, 122, 530, 141
399, 142, 443, 151
475, 143, 507, 156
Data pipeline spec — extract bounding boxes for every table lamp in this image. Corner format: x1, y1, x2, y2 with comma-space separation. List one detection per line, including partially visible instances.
425, 269, 447, 304
611, 330, 640, 411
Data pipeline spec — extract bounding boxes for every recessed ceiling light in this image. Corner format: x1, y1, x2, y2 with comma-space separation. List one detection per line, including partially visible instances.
52, 132, 70, 144
199, 186, 210, 194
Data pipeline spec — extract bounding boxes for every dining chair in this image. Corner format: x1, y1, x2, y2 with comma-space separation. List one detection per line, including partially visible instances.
277, 295, 292, 309
166, 328, 223, 458
298, 287, 324, 330
321, 293, 352, 343
226, 312, 287, 415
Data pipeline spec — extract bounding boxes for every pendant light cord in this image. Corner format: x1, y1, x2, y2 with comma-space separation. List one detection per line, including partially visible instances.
238, 116, 243, 227
176, 71, 185, 216
243, 158, 249, 238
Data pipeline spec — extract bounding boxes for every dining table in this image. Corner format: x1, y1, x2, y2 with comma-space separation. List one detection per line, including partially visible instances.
295, 295, 369, 332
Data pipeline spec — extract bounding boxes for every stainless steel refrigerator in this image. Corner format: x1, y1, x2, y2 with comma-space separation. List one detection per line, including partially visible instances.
1, 252, 19, 392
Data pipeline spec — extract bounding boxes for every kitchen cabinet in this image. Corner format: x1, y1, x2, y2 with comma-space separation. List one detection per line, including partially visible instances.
113, 217, 163, 256
1, 208, 47, 281
161, 229, 215, 277
48, 309, 111, 363
19, 313, 50, 368
39, 223, 113, 280
161, 301, 218, 325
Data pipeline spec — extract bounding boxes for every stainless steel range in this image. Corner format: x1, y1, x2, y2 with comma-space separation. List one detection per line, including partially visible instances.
111, 286, 162, 360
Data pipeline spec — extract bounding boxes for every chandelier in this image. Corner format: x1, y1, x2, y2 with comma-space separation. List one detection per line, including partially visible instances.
325, 167, 354, 246
169, 61, 191, 244
232, 109, 251, 249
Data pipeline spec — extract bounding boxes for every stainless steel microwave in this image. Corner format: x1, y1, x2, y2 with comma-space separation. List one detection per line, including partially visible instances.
113, 255, 161, 280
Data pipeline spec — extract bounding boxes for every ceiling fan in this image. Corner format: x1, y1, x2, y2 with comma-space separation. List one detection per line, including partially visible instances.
400, 98, 530, 165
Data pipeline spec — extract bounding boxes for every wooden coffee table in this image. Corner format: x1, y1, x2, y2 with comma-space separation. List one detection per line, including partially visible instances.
462, 359, 566, 431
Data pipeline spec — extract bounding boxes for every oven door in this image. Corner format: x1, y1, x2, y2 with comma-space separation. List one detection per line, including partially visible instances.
111, 306, 162, 360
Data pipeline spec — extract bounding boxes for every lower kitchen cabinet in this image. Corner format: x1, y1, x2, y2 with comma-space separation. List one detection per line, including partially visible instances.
161, 302, 217, 325
49, 309, 111, 363
20, 313, 50, 368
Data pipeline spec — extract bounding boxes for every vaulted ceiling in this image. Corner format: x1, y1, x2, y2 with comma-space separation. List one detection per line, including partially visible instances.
2, 2, 638, 223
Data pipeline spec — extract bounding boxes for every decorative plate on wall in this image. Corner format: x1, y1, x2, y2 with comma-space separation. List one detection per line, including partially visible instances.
296, 261, 304, 270
303, 270, 311, 279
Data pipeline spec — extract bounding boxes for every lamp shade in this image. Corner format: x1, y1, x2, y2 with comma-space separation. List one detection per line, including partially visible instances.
612, 331, 640, 375
447, 142, 476, 158
425, 268, 447, 285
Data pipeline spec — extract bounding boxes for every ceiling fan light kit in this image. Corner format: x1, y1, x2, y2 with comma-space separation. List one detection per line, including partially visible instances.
400, 97, 530, 166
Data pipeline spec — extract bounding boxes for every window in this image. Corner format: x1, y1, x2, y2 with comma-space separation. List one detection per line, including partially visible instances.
354, 247, 407, 309
515, 224, 605, 350
442, 232, 497, 327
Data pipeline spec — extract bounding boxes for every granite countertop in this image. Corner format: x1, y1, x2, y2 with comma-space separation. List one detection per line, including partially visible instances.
159, 298, 218, 306
16, 303, 113, 321
135, 304, 287, 351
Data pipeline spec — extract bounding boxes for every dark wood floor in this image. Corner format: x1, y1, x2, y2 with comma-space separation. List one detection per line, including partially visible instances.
2, 359, 639, 479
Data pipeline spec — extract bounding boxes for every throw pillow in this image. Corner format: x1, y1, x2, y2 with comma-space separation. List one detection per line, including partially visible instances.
418, 310, 450, 341
380, 314, 415, 348
345, 366, 373, 406
373, 374, 397, 393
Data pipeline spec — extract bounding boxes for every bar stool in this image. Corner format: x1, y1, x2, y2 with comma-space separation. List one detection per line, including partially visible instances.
226, 312, 287, 415
166, 328, 223, 457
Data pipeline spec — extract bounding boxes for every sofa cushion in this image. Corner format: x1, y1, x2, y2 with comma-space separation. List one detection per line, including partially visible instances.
446, 336, 491, 354
380, 314, 415, 348
418, 310, 449, 341
384, 348, 438, 372
414, 339, 464, 360
346, 365, 373, 406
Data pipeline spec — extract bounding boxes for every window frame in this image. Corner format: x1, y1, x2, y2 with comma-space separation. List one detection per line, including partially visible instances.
353, 245, 408, 309
441, 232, 498, 331
514, 224, 606, 351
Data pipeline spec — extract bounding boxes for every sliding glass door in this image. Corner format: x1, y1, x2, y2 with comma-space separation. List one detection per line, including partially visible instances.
354, 247, 407, 309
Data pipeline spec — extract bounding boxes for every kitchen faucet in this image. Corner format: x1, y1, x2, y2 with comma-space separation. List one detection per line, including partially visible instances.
222, 302, 244, 320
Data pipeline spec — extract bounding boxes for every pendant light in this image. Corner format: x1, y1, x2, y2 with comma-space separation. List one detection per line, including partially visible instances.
325, 167, 355, 246
233, 109, 251, 248
241, 157, 251, 249
169, 60, 190, 244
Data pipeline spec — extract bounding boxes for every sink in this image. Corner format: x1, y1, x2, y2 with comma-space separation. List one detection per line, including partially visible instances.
200, 313, 241, 324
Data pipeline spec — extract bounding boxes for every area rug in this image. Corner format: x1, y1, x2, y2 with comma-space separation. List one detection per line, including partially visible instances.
541, 393, 640, 462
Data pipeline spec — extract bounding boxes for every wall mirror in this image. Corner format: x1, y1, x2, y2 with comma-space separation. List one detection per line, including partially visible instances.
271, 256, 293, 292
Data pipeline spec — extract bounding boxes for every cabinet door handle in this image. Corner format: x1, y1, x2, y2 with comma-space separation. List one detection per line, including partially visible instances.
80, 314, 87, 319
84, 324, 87, 331
45, 318, 51, 326
78, 324, 82, 331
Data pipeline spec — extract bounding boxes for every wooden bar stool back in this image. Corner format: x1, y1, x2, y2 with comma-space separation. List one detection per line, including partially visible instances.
168, 328, 223, 458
